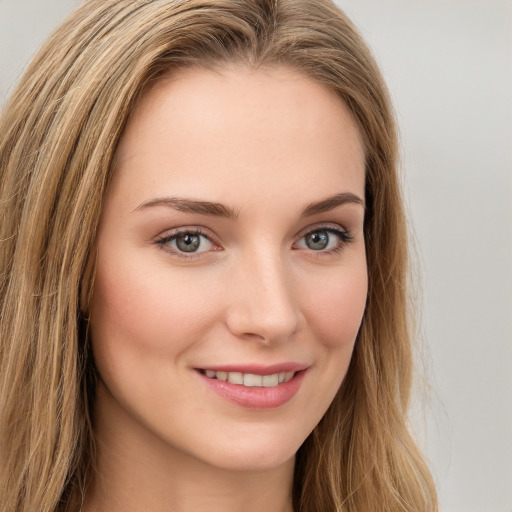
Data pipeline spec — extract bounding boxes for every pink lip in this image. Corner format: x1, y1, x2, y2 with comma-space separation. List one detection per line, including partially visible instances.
198, 362, 308, 375
195, 364, 309, 410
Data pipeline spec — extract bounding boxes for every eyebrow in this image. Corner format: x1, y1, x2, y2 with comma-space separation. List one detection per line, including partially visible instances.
301, 192, 365, 217
133, 192, 364, 218
133, 197, 237, 218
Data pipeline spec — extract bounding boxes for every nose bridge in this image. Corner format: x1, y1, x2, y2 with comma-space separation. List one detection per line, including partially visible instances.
226, 246, 301, 343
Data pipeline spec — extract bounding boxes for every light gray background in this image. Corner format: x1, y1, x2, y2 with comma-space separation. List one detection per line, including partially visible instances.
1, 1, 511, 511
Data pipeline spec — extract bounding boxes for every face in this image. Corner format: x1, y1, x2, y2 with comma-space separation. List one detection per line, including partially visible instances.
89, 65, 367, 473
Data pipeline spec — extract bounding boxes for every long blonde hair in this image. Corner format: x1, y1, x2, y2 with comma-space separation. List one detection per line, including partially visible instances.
0, 0, 437, 510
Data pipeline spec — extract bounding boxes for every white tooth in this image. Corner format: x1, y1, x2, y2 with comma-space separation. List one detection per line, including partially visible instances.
205, 370, 216, 378
243, 373, 263, 387
227, 372, 243, 385
284, 371, 295, 382
278, 372, 285, 383
216, 371, 228, 381
262, 374, 279, 387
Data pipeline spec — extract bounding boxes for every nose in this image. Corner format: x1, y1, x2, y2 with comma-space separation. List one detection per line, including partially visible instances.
225, 252, 304, 344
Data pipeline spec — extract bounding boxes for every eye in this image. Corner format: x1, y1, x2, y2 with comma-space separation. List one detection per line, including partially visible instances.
295, 227, 352, 253
156, 229, 214, 255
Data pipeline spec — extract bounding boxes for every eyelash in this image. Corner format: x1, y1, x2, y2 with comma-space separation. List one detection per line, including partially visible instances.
297, 227, 354, 256
155, 228, 215, 259
155, 226, 354, 259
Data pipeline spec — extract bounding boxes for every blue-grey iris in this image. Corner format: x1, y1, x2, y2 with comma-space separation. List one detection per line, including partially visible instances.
176, 233, 201, 252
305, 231, 329, 250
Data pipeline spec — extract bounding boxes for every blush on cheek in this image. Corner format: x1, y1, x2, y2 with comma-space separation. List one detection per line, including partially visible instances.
90, 255, 222, 361
307, 270, 367, 349
88, 262, 159, 361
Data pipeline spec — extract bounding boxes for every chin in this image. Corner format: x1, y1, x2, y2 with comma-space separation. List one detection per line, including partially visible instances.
185, 430, 303, 473
206, 449, 296, 473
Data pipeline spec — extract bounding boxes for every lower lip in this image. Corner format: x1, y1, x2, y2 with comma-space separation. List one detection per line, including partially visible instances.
197, 370, 307, 409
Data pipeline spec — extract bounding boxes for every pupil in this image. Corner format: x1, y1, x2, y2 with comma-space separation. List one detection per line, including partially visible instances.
306, 231, 329, 250
177, 234, 200, 252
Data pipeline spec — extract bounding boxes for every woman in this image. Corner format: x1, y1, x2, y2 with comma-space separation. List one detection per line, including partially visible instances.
0, 0, 437, 510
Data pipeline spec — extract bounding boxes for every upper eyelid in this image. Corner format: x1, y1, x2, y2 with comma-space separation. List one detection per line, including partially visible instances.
295, 222, 348, 238
156, 226, 217, 243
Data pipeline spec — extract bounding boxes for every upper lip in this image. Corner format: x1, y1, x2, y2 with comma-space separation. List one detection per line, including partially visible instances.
196, 362, 310, 375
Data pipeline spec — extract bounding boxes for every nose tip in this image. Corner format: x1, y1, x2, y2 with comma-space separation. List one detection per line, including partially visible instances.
225, 260, 303, 344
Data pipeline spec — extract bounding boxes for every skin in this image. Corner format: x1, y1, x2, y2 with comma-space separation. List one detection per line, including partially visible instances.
85, 65, 367, 512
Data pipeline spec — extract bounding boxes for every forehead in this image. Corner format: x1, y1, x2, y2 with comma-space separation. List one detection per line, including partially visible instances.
110, 65, 365, 211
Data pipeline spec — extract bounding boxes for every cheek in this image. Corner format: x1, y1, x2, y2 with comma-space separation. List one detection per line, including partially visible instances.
303, 261, 368, 350
88, 249, 219, 368
292, 258, 367, 433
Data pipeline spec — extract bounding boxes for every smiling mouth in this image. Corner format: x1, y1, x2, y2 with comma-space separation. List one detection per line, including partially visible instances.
198, 369, 296, 387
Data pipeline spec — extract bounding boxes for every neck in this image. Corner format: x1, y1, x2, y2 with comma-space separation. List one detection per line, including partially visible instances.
83, 382, 295, 512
